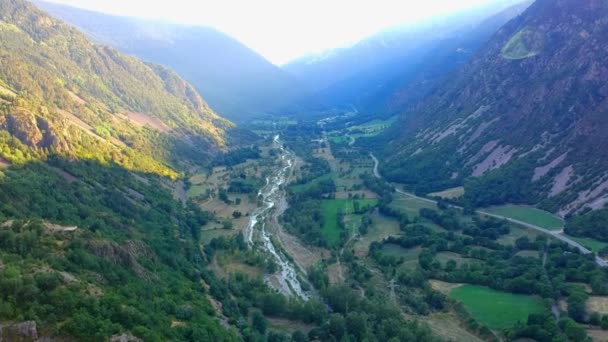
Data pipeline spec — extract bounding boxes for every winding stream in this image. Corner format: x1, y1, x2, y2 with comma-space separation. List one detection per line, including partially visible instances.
244, 135, 310, 299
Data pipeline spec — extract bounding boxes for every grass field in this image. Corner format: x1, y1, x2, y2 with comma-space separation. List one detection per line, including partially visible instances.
187, 184, 208, 198
321, 199, 378, 246
435, 252, 478, 266
189, 173, 207, 184
389, 193, 437, 218
450, 285, 546, 330
428, 186, 465, 199
378, 245, 422, 269
347, 115, 397, 133
482, 205, 563, 230
566, 235, 608, 253
496, 226, 541, 246
353, 214, 401, 257
426, 313, 484, 342
380, 243, 411, 257
587, 296, 608, 315
515, 250, 540, 258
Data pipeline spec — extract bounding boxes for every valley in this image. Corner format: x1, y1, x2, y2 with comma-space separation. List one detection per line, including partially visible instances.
1, 0, 608, 341
186, 113, 608, 341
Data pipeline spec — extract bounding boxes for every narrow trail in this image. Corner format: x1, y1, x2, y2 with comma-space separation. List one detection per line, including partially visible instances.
336, 232, 359, 284
369, 153, 607, 268
389, 278, 397, 304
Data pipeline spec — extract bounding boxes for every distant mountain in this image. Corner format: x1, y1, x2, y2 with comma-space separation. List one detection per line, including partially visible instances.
283, 0, 530, 113
35, 1, 310, 121
0, 0, 236, 177
378, 0, 608, 217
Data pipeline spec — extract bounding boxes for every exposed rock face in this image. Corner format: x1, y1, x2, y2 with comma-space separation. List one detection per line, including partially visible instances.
5, 110, 43, 147
110, 333, 143, 342
87, 240, 155, 280
0, 321, 38, 341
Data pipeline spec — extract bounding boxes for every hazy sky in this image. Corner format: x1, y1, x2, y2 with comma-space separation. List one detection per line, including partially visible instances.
46, 0, 498, 65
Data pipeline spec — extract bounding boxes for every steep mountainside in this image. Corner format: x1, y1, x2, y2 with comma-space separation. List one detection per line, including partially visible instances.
283, 0, 528, 111
0, 1, 247, 340
363, 0, 532, 116
35, 1, 310, 121
0, 0, 237, 177
380, 0, 608, 217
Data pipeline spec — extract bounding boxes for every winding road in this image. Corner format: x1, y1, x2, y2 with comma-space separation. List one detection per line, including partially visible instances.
369, 153, 607, 267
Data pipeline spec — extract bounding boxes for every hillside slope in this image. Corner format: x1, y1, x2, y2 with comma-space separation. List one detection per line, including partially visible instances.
0, 1, 246, 340
0, 0, 237, 177
35, 1, 310, 121
380, 0, 608, 217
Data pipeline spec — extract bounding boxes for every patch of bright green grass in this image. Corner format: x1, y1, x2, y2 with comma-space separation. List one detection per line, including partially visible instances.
501, 27, 542, 60
450, 285, 546, 330
428, 186, 465, 199
347, 115, 398, 132
483, 205, 563, 230
321, 199, 378, 246
187, 185, 207, 198
567, 235, 608, 253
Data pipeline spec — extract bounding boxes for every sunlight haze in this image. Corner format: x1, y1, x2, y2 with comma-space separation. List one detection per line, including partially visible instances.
45, 0, 500, 64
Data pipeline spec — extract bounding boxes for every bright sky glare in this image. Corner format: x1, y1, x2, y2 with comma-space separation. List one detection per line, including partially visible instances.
46, 0, 499, 65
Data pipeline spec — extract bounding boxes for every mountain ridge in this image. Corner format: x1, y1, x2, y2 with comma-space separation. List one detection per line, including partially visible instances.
0, 0, 239, 177
35, 0, 311, 121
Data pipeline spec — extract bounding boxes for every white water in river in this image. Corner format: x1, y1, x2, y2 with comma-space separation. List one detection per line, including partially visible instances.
244, 135, 309, 300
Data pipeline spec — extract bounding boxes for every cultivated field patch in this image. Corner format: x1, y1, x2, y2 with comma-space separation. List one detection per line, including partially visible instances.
483, 205, 563, 230
389, 193, 437, 218
321, 199, 378, 246
353, 214, 401, 257
450, 285, 545, 330
428, 186, 465, 199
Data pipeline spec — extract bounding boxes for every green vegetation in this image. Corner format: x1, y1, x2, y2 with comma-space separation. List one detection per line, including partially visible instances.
501, 27, 543, 60
290, 173, 336, 194
389, 194, 437, 218
0, 0, 237, 179
0, 160, 238, 341
347, 116, 398, 133
568, 236, 608, 253
450, 285, 545, 330
565, 209, 608, 242
187, 184, 208, 198
321, 199, 378, 246
482, 205, 563, 230
428, 186, 465, 199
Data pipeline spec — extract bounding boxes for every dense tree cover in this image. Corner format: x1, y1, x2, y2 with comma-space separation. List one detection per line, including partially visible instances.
366, 203, 608, 340
565, 209, 608, 242
462, 159, 541, 208
211, 147, 261, 167
282, 199, 326, 247
0, 159, 239, 341
228, 179, 258, 194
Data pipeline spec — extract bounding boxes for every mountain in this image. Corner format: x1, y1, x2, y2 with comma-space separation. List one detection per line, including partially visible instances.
283, 0, 530, 113
35, 1, 310, 121
378, 0, 608, 217
0, 0, 242, 178
361, 0, 533, 116
0, 0, 246, 340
